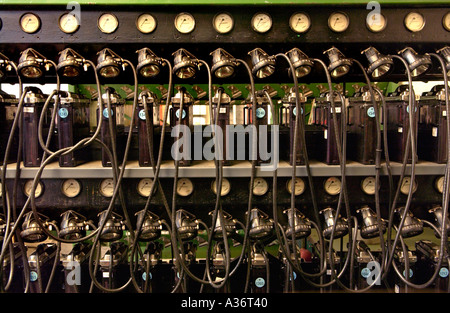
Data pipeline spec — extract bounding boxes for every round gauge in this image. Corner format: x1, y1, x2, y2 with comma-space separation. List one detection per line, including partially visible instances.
174, 12, 196, 34
211, 178, 231, 196
23, 180, 43, 198
361, 177, 376, 195
251, 12, 272, 33
137, 178, 155, 197
176, 178, 194, 197
61, 179, 82, 198
59, 13, 80, 34
328, 12, 349, 33
99, 178, 115, 198
98, 13, 119, 34
286, 177, 306, 196
366, 13, 387, 33
443, 12, 450, 31
136, 13, 157, 34
400, 176, 418, 195
20, 13, 41, 34
213, 12, 234, 34
252, 177, 269, 196
324, 177, 342, 196
404, 12, 425, 32
289, 12, 311, 34
435, 176, 445, 194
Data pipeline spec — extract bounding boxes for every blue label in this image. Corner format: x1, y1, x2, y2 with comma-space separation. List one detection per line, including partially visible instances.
367, 107, 375, 118
361, 267, 371, 278
289, 271, 297, 281
103, 108, 113, 118
439, 267, 449, 278
176, 109, 186, 120
256, 107, 266, 119
255, 277, 265, 288
292, 107, 304, 117
403, 269, 413, 278
58, 107, 69, 119
142, 272, 152, 281
406, 106, 417, 113
30, 271, 38, 282
139, 109, 146, 120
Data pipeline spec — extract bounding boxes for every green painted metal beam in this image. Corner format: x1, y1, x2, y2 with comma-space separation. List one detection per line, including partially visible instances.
0, 0, 448, 5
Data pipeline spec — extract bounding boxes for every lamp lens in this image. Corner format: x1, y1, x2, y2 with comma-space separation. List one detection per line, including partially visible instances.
215, 65, 235, 78
21, 66, 42, 78
99, 65, 120, 78
140, 64, 160, 77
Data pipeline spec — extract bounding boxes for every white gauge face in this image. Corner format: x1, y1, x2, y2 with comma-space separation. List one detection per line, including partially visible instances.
59, 13, 80, 34
435, 176, 445, 194
366, 13, 387, 33
136, 13, 157, 34
361, 177, 376, 195
175, 12, 196, 34
62, 179, 82, 198
400, 176, 418, 195
443, 12, 450, 31
289, 12, 311, 33
213, 12, 234, 34
324, 177, 341, 196
328, 12, 349, 33
404, 12, 425, 32
211, 178, 231, 196
98, 13, 119, 34
252, 177, 269, 196
176, 178, 194, 197
24, 180, 43, 198
137, 178, 155, 197
251, 12, 272, 33
20, 13, 41, 34
100, 178, 115, 197
286, 177, 305, 196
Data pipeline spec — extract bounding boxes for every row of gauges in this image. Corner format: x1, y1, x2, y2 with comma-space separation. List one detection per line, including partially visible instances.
15, 10, 450, 35
8, 175, 444, 200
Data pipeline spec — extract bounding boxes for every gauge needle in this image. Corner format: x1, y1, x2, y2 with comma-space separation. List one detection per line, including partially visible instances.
219, 18, 226, 27
334, 18, 340, 26
296, 18, 302, 27
65, 183, 73, 191
141, 18, 148, 26
257, 18, 265, 27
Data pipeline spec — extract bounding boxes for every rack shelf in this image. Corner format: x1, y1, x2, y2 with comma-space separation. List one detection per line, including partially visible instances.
3, 160, 446, 179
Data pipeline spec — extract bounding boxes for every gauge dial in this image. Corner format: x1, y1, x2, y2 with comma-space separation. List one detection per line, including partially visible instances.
328, 12, 349, 33
361, 177, 377, 195
443, 12, 450, 31
286, 177, 306, 196
324, 177, 341, 196
99, 178, 115, 197
251, 12, 272, 33
136, 13, 157, 34
404, 12, 425, 32
289, 12, 311, 34
400, 176, 418, 195
24, 180, 43, 198
62, 179, 82, 198
137, 178, 155, 197
176, 178, 194, 197
252, 177, 269, 196
213, 12, 234, 34
435, 176, 445, 194
98, 13, 119, 34
366, 13, 387, 33
59, 13, 80, 34
20, 13, 41, 34
174, 12, 196, 34
211, 178, 231, 196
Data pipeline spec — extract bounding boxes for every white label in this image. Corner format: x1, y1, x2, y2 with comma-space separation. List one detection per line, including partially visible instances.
102, 271, 110, 278
331, 107, 341, 113
24, 107, 34, 113
398, 127, 403, 133
395, 284, 399, 293
443, 110, 447, 117
219, 107, 227, 114
324, 129, 328, 139
432, 127, 438, 137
